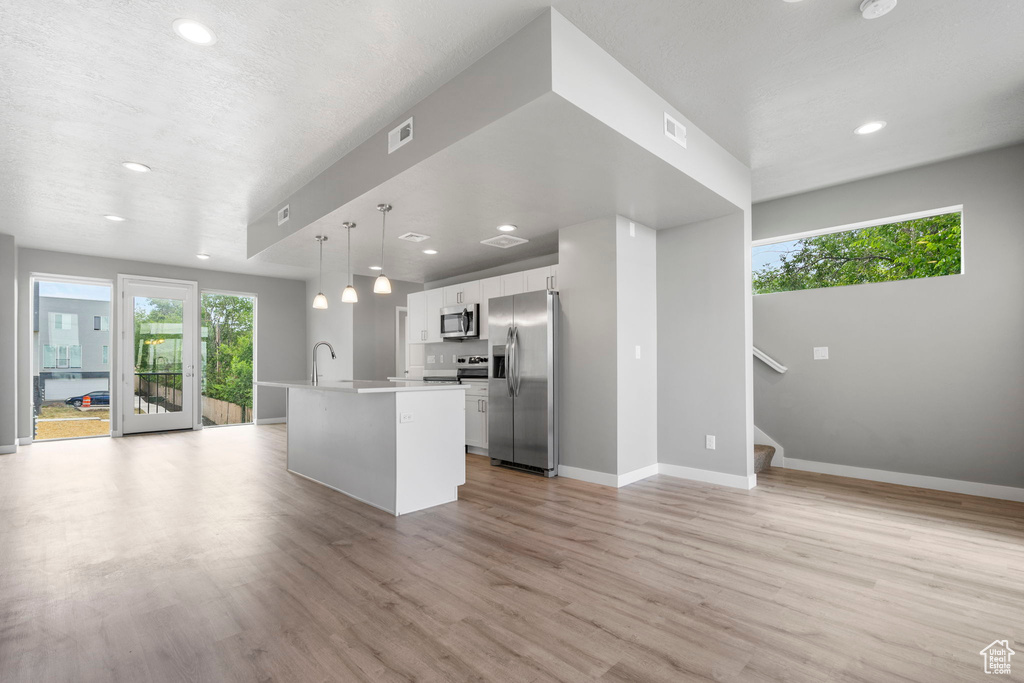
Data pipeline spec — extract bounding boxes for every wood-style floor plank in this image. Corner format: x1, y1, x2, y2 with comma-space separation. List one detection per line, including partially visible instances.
1, 425, 1022, 682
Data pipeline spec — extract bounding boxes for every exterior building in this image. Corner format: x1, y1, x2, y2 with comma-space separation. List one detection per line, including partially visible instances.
34, 289, 111, 402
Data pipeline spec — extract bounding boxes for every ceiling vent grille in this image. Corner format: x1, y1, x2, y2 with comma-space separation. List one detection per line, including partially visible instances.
397, 231, 430, 243
664, 112, 687, 148
388, 117, 414, 154
481, 235, 529, 249
277, 205, 290, 225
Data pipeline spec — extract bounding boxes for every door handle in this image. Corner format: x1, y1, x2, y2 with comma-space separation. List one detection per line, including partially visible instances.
511, 326, 521, 397
505, 327, 514, 397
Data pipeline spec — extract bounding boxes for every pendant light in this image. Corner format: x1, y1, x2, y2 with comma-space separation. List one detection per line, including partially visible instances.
312, 235, 329, 309
373, 203, 393, 294
341, 221, 358, 303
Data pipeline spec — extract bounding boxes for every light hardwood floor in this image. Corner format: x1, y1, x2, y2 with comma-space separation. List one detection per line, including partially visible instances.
1, 425, 1022, 682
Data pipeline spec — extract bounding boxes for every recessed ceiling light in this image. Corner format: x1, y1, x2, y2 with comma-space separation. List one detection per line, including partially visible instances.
854, 121, 887, 135
104, 215, 126, 222
173, 19, 217, 46
423, 249, 438, 255
369, 265, 382, 271
497, 224, 517, 232
196, 253, 211, 260
860, 0, 897, 19
122, 161, 151, 173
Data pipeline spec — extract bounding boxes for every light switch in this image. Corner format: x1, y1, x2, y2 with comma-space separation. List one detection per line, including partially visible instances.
813, 347, 829, 360
705, 435, 716, 450
427, 355, 436, 364
629, 221, 636, 237
400, 413, 414, 423
635, 345, 641, 360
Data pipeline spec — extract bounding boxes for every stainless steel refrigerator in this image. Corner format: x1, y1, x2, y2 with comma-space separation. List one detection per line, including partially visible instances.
488, 290, 559, 476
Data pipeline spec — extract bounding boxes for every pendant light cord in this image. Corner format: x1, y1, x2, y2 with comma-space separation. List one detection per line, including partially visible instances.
379, 210, 387, 272
347, 226, 352, 284
318, 238, 324, 291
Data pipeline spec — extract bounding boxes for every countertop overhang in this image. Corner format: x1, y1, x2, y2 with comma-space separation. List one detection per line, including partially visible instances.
256, 380, 466, 394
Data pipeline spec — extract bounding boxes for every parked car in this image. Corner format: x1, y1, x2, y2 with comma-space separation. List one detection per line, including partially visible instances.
65, 391, 110, 408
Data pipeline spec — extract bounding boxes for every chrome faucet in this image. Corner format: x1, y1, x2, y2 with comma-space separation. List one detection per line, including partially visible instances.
311, 341, 336, 386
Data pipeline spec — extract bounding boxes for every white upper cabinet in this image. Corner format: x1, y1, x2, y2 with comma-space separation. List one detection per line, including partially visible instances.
500, 272, 526, 296
407, 291, 428, 343
478, 276, 502, 340
425, 288, 445, 343
524, 265, 558, 292
444, 280, 480, 307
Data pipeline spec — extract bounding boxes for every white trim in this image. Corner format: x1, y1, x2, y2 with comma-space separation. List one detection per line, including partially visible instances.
558, 462, 749, 489
395, 306, 408, 376
658, 463, 757, 490
785, 458, 1024, 503
751, 205, 963, 247
17, 437, 32, 446
753, 346, 787, 374
256, 417, 286, 425
618, 463, 660, 486
0, 444, 16, 455
557, 464, 619, 487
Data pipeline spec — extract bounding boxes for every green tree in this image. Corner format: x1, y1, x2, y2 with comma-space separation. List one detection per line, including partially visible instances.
753, 213, 961, 295
201, 294, 254, 410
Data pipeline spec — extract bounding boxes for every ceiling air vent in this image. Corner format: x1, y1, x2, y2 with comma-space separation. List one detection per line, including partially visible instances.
397, 231, 430, 243
277, 204, 290, 225
388, 117, 414, 154
481, 235, 529, 249
664, 112, 687, 148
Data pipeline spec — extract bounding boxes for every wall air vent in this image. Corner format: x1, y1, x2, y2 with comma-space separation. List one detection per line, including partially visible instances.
397, 231, 430, 243
277, 204, 290, 225
388, 117, 414, 154
664, 112, 687, 148
481, 235, 529, 249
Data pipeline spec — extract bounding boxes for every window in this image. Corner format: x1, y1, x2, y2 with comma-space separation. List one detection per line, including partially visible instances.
69, 345, 82, 368
42, 345, 56, 368
102, 345, 109, 365
94, 316, 109, 331
752, 208, 962, 295
55, 345, 69, 368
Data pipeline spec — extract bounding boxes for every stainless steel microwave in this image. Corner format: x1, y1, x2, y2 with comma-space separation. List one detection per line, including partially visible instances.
440, 304, 479, 340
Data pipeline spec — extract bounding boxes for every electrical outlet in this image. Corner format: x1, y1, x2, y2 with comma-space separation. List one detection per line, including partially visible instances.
705, 435, 716, 450
635, 345, 641, 360
427, 355, 436, 364
440, 354, 445, 364
813, 347, 829, 360
400, 413, 413, 424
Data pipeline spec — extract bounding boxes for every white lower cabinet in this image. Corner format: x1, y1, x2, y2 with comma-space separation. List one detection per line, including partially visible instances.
463, 382, 488, 451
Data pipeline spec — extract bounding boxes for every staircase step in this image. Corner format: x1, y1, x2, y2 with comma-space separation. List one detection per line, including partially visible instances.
754, 443, 776, 474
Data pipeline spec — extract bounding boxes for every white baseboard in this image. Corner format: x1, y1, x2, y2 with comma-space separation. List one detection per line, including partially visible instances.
256, 417, 286, 425
558, 462, 753, 490
557, 464, 620, 487
618, 463, 660, 487
658, 463, 757, 490
17, 437, 32, 446
0, 444, 16, 455
785, 458, 1024, 503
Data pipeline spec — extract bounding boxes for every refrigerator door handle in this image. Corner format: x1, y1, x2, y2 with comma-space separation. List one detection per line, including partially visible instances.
512, 326, 522, 397
505, 326, 514, 397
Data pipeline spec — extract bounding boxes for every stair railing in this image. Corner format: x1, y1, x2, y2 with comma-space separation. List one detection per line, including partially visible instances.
753, 346, 787, 374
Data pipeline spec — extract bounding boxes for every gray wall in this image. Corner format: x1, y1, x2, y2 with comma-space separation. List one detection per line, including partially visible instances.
558, 217, 618, 474
658, 211, 751, 478
0, 234, 16, 450
352, 274, 422, 380
16, 248, 307, 438
752, 144, 1024, 487
615, 217, 658, 474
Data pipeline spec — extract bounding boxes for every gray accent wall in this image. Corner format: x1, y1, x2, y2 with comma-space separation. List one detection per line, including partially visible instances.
752, 144, 1024, 487
352, 275, 422, 381
16, 249, 307, 439
658, 211, 753, 478
0, 234, 16, 450
558, 217, 619, 475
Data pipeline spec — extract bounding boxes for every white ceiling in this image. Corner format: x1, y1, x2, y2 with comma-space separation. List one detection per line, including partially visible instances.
2, 1, 1021, 281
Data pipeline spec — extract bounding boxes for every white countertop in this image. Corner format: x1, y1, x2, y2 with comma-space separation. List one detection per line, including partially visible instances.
256, 379, 466, 394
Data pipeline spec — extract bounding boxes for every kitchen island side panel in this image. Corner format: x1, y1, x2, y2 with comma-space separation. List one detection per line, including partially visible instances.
286, 388, 398, 513
394, 389, 466, 515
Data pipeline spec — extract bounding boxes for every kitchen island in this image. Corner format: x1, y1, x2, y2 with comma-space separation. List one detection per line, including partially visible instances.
256, 380, 466, 515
